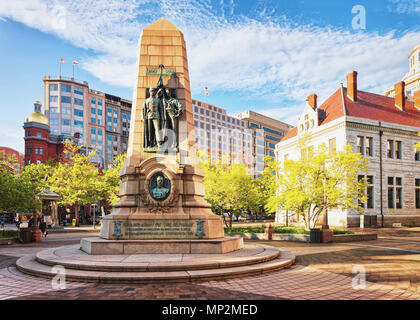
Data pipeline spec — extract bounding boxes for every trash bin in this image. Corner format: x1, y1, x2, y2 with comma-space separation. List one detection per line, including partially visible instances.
20, 228, 32, 243
310, 228, 322, 243
72, 219, 76, 227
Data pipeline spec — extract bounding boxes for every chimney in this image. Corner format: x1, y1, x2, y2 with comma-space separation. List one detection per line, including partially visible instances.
307, 94, 317, 109
413, 90, 420, 109
346, 71, 358, 101
394, 81, 405, 111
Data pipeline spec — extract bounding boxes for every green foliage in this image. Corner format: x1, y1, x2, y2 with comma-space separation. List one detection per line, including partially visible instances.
0, 141, 125, 220
224, 225, 354, 235
47, 141, 101, 223
253, 156, 278, 216
200, 153, 259, 228
0, 153, 39, 213
0, 230, 20, 239
98, 153, 126, 206
269, 142, 369, 230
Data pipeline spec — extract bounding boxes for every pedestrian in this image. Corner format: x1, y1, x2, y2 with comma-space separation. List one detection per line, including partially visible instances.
39, 217, 48, 237
0, 218, 4, 230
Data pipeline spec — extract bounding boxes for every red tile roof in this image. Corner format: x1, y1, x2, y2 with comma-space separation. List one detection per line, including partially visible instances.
281, 86, 420, 142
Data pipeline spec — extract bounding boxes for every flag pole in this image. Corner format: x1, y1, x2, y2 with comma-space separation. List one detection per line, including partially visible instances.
59, 58, 62, 78
72, 62, 74, 79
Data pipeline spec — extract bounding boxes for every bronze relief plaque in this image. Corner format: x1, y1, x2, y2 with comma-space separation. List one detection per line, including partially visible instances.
148, 172, 171, 201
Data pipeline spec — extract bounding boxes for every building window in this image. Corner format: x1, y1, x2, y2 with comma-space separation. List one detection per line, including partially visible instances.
366, 137, 373, 157
62, 119, 70, 126
415, 149, 420, 161
357, 136, 364, 155
395, 141, 402, 159
36, 132, 42, 138
329, 138, 336, 153
388, 177, 403, 209
74, 87, 84, 95
49, 96, 58, 103
49, 84, 58, 91
35, 147, 39, 155
61, 84, 71, 93
39, 147, 43, 155
387, 140, 394, 158
61, 96, 71, 104
91, 98, 96, 105
74, 120, 84, 128
74, 98, 84, 106
416, 179, 420, 209
91, 108, 96, 115
98, 99, 102, 106
74, 109, 84, 117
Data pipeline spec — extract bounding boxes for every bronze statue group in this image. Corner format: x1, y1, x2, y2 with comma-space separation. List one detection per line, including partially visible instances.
142, 84, 184, 151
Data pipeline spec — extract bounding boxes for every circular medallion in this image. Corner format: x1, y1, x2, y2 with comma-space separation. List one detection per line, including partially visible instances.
148, 172, 171, 201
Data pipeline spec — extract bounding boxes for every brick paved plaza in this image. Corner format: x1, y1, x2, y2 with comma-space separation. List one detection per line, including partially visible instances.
0, 228, 419, 300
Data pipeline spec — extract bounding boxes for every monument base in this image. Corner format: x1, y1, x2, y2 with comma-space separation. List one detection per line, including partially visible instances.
81, 236, 244, 255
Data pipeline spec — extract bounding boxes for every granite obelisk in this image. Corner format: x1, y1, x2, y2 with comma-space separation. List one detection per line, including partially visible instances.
84, 18, 243, 254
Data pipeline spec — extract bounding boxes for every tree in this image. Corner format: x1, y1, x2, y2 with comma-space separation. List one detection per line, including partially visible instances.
269, 144, 369, 230
0, 154, 41, 214
97, 153, 126, 211
200, 154, 259, 228
254, 156, 278, 218
48, 141, 100, 226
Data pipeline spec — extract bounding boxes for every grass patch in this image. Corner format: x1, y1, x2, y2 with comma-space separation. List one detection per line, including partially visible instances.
0, 230, 20, 239
224, 225, 354, 235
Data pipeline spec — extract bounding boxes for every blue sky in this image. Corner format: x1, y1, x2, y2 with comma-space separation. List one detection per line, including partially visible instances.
0, 0, 419, 153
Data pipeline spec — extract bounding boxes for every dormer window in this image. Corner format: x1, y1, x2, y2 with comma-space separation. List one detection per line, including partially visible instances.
311, 120, 314, 128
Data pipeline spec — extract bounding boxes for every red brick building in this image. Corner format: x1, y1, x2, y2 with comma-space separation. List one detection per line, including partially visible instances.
23, 101, 74, 165
0, 146, 24, 174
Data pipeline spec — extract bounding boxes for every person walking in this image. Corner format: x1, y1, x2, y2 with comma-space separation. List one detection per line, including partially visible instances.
0, 218, 4, 230
39, 217, 48, 238
15, 215, 21, 229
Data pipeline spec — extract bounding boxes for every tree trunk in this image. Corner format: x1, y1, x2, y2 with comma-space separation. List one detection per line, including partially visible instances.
229, 213, 233, 229
75, 204, 80, 227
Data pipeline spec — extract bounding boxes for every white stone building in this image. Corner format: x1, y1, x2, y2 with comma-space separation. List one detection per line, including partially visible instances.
275, 71, 420, 228
385, 43, 420, 100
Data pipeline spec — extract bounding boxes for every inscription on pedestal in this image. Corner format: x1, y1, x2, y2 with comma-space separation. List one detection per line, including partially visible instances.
123, 221, 195, 238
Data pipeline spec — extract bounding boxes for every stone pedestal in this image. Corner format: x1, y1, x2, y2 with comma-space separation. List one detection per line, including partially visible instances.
321, 229, 333, 243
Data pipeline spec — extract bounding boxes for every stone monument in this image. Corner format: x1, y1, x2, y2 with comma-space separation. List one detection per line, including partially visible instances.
81, 18, 243, 254
16, 18, 295, 283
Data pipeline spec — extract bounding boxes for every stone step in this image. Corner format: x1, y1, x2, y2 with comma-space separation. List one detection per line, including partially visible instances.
34, 244, 281, 272
16, 251, 295, 284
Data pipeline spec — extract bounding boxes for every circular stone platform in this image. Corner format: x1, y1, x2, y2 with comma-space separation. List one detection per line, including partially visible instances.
16, 243, 295, 283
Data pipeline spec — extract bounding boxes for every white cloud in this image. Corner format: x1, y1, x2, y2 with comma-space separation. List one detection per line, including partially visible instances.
1, 0, 420, 128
